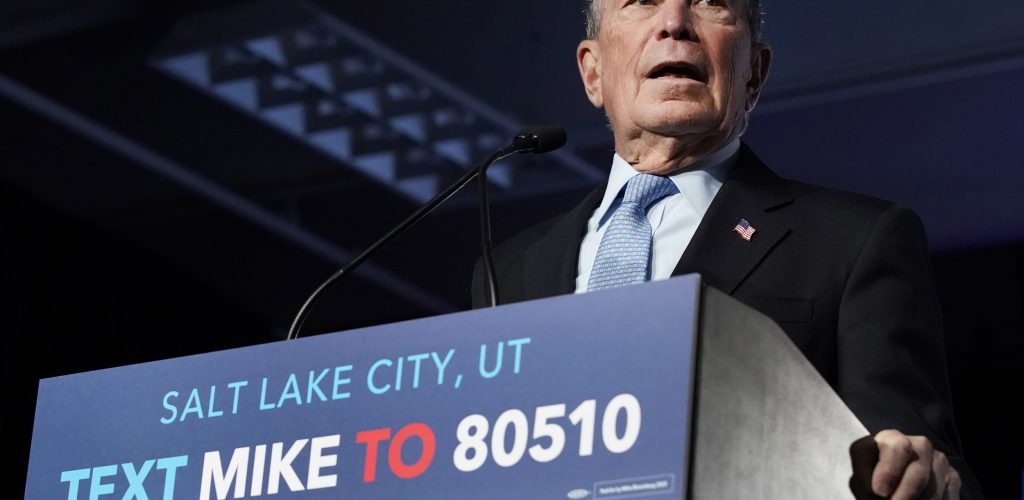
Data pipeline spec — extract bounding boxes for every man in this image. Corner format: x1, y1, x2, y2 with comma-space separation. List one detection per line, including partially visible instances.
473, 1, 980, 499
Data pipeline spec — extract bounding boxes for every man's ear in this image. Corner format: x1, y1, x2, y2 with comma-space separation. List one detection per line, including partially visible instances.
746, 42, 772, 112
577, 39, 603, 109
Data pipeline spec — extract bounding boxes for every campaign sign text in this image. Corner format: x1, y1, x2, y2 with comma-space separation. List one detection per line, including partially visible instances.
26, 275, 701, 499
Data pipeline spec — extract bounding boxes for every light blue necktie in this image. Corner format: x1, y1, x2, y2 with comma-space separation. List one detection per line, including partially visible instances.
588, 173, 679, 292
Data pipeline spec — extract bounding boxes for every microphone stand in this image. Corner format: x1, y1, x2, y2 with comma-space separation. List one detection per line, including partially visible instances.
478, 153, 499, 308
286, 145, 524, 340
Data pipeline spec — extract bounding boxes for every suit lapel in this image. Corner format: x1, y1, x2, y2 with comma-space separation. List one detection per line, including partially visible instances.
523, 183, 606, 299
673, 145, 794, 293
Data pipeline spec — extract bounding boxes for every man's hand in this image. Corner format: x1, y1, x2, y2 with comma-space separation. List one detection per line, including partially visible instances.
850, 430, 962, 499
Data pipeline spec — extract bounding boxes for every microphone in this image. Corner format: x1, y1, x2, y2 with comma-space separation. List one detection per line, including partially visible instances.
477, 125, 567, 309
512, 126, 568, 154
286, 125, 568, 340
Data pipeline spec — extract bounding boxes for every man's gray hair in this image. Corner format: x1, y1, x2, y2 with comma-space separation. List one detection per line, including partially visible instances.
585, 0, 764, 43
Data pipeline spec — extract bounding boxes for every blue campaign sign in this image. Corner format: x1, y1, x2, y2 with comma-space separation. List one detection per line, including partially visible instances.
27, 275, 701, 500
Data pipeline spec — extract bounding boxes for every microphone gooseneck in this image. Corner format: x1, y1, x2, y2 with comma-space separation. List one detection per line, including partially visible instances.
479, 125, 568, 308
286, 126, 568, 340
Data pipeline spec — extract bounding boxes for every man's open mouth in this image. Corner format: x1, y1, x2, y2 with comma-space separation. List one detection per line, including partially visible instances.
647, 62, 706, 82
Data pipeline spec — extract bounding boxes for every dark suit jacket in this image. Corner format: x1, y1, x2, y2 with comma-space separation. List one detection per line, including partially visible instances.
473, 143, 982, 497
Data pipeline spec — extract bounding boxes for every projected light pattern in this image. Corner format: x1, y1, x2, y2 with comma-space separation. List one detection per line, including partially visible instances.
153, 3, 598, 202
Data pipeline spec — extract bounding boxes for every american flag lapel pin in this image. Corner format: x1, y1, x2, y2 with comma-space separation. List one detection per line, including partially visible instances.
733, 219, 756, 241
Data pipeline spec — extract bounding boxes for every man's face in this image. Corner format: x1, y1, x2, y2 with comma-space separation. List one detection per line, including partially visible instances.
578, 0, 771, 148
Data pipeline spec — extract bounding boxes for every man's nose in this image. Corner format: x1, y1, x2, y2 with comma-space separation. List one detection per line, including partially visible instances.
656, 0, 696, 41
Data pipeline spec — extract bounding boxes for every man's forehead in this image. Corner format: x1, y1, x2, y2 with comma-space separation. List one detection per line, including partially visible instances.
596, 0, 753, 10
591, 0, 760, 42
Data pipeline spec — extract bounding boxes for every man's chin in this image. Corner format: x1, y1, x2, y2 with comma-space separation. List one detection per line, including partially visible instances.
636, 108, 718, 137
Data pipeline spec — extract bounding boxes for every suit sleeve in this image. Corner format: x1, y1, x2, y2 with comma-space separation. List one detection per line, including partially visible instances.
836, 205, 984, 498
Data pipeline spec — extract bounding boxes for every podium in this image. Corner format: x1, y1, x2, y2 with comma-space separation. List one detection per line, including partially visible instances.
26, 274, 866, 499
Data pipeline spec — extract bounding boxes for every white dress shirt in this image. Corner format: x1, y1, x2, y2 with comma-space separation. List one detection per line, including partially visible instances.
575, 139, 739, 293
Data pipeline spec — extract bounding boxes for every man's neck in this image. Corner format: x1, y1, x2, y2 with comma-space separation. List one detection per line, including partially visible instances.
614, 130, 743, 176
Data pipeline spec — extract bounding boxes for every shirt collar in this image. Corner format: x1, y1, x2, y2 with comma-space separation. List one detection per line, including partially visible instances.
594, 138, 740, 223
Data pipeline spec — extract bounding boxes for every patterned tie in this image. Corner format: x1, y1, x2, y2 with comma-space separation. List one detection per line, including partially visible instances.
588, 173, 679, 291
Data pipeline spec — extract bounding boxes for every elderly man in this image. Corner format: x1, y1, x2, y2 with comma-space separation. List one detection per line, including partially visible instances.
473, 1, 980, 499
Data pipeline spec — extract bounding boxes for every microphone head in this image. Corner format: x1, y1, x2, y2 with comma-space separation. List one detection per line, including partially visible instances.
512, 125, 567, 154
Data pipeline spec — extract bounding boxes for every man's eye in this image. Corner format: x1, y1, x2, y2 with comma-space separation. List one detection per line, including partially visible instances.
693, 0, 726, 6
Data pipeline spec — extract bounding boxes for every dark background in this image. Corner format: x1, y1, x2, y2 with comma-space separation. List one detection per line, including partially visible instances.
6, 1, 1022, 498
